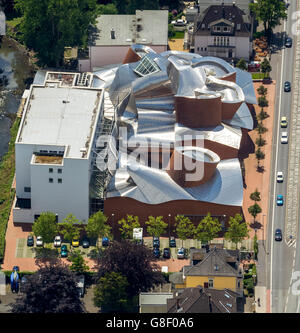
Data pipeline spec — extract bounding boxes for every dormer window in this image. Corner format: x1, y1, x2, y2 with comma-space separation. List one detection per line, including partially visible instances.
223, 27, 228, 32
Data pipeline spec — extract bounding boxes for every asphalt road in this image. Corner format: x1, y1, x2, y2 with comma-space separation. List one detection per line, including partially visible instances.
268, 0, 300, 313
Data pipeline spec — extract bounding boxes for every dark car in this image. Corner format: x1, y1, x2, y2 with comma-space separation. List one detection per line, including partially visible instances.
284, 81, 291, 92
60, 245, 68, 257
169, 236, 176, 248
27, 235, 34, 247
153, 247, 160, 258
153, 236, 160, 248
102, 237, 109, 247
163, 248, 171, 259
275, 229, 282, 241
82, 238, 90, 248
285, 37, 292, 48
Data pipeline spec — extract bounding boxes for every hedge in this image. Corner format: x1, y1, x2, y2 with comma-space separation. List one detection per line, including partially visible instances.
0, 117, 20, 263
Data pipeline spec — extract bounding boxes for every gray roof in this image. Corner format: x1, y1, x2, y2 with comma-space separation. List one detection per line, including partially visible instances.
184, 247, 240, 277
93, 10, 168, 46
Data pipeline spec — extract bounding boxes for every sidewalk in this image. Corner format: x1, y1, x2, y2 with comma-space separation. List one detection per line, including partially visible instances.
255, 286, 267, 313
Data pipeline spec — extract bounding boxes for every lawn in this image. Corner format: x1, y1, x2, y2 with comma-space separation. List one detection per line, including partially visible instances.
0, 118, 20, 263
251, 72, 269, 80
170, 31, 185, 39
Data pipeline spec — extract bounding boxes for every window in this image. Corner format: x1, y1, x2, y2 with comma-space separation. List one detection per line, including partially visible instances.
49, 168, 53, 173
134, 54, 161, 77
204, 47, 207, 51
58, 178, 62, 184
208, 278, 214, 288
49, 178, 53, 183
24, 187, 31, 193
58, 169, 62, 174
223, 27, 228, 32
201, 47, 203, 51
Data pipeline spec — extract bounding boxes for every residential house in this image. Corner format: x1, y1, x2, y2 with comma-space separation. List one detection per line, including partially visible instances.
190, 3, 252, 60
167, 285, 244, 313
78, 10, 168, 72
169, 247, 243, 294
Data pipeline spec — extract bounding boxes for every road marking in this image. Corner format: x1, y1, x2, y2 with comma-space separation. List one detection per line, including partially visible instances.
270, 16, 287, 313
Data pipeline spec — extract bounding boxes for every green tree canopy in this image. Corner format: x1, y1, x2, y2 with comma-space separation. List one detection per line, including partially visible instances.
256, 135, 266, 147
249, 0, 287, 36
113, 0, 159, 14
250, 189, 261, 202
225, 214, 249, 248
145, 216, 167, 237
236, 58, 248, 71
257, 85, 268, 97
195, 213, 222, 244
97, 3, 118, 15
258, 96, 269, 109
85, 211, 111, 241
58, 214, 81, 243
69, 249, 89, 274
248, 203, 262, 221
174, 215, 195, 245
118, 214, 141, 239
32, 212, 58, 244
260, 58, 272, 75
14, 0, 98, 67
94, 272, 129, 313
255, 148, 265, 166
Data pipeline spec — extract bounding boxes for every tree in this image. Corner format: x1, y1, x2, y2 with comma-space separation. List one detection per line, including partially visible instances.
145, 216, 168, 238
253, 233, 259, 260
32, 212, 58, 244
236, 58, 248, 71
168, 23, 175, 38
260, 58, 272, 77
225, 214, 249, 248
250, 189, 261, 202
94, 272, 129, 313
255, 148, 265, 167
118, 215, 140, 239
248, 203, 262, 222
258, 96, 269, 109
97, 240, 164, 298
58, 214, 81, 243
97, 3, 118, 15
69, 249, 89, 274
195, 213, 222, 245
14, 0, 98, 67
257, 109, 269, 121
256, 123, 267, 135
174, 215, 195, 246
113, 0, 159, 14
11, 264, 84, 313
256, 135, 266, 147
257, 85, 267, 97
249, 0, 287, 38
85, 211, 111, 241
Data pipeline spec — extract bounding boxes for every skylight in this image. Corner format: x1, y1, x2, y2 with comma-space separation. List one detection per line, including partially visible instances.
134, 54, 161, 77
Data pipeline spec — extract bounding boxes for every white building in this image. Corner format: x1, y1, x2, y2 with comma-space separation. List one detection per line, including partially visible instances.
78, 10, 169, 72
191, 3, 252, 60
13, 71, 108, 223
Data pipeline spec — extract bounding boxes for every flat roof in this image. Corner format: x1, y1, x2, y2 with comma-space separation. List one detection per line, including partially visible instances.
18, 86, 101, 159
94, 10, 168, 46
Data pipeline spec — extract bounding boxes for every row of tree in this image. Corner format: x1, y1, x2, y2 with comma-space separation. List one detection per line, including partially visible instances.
12, 239, 165, 313
31, 211, 249, 249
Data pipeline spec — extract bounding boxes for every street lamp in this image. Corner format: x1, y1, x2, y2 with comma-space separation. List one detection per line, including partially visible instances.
168, 214, 171, 238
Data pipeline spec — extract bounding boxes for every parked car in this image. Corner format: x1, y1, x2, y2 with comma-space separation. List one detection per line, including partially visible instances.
72, 237, 80, 247
76, 275, 85, 298
19, 276, 28, 293
275, 229, 282, 241
280, 116, 288, 128
281, 132, 288, 144
53, 235, 62, 247
163, 248, 171, 259
276, 194, 284, 206
61, 245, 68, 257
177, 247, 186, 259
153, 236, 160, 248
284, 81, 291, 92
277, 171, 284, 183
153, 247, 160, 258
169, 236, 176, 248
36, 236, 43, 247
102, 237, 109, 247
82, 238, 90, 248
285, 37, 293, 47
27, 235, 34, 247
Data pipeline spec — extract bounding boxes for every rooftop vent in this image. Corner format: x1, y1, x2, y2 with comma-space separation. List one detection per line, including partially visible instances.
111, 29, 115, 39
